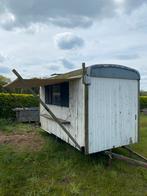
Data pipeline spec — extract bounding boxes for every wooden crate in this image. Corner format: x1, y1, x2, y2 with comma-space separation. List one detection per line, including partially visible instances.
13, 107, 39, 122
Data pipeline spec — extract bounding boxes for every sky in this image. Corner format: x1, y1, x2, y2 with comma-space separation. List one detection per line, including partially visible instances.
0, 0, 147, 90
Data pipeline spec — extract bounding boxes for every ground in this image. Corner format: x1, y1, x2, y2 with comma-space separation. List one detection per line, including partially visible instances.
0, 115, 147, 196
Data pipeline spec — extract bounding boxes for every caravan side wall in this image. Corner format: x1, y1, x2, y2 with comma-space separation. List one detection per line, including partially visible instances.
88, 77, 139, 154
40, 79, 85, 148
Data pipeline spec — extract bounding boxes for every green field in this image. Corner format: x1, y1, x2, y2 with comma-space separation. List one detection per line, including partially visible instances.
0, 115, 147, 196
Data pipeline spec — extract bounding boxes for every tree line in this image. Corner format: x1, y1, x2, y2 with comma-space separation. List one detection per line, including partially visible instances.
0, 75, 39, 94
0, 74, 147, 95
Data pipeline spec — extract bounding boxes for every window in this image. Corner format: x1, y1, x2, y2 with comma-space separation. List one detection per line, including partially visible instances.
45, 82, 69, 107
52, 85, 61, 105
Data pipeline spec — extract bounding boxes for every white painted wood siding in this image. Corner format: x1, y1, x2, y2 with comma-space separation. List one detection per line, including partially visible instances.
88, 77, 138, 154
40, 79, 85, 148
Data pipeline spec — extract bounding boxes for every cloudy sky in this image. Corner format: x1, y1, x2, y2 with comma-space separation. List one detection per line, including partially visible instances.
0, 0, 147, 89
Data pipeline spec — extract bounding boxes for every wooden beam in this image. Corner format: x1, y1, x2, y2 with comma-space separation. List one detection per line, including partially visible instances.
123, 146, 147, 162
82, 63, 89, 154
105, 151, 147, 169
40, 114, 70, 124
12, 69, 81, 150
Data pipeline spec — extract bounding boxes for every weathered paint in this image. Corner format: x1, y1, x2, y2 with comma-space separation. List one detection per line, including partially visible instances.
39, 66, 139, 154
88, 77, 139, 154
40, 79, 85, 148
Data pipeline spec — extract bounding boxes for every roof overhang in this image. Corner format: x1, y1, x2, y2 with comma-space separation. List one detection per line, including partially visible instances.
4, 64, 140, 89
4, 69, 82, 89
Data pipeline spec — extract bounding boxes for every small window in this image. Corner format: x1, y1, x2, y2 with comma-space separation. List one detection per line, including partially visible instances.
52, 85, 61, 105
45, 82, 69, 107
45, 85, 52, 104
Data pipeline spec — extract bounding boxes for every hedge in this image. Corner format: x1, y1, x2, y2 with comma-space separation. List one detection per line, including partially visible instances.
0, 93, 147, 119
0, 93, 39, 118
140, 96, 147, 110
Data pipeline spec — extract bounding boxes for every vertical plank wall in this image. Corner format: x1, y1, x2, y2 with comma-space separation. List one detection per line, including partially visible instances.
88, 77, 138, 154
40, 79, 85, 149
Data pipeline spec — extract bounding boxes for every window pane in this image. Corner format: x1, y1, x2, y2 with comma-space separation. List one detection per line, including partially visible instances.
45, 85, 52, 104
61, 82, 69, 107
44, 82, 69, 107
52, 85, 61, 105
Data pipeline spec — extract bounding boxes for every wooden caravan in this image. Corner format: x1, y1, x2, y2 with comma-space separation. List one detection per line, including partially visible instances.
5, 64, 140, 154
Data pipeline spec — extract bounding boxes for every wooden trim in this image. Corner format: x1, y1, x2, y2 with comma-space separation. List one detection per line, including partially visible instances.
138, 80, 140, 143
82, 63, 89, 154
40, 114, 70, 124
84, 85, 89, 154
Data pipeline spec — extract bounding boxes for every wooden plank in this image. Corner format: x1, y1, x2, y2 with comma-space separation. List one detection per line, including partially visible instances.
105, 151, 147, 169
123, 146, 147, 162
40, 114, 70, 124
12, 69, 81, 150
82, 63, 89, 154
84, 85, 89, 154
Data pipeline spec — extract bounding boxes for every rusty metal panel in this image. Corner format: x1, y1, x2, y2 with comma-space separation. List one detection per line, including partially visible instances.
88, 77, 138, 154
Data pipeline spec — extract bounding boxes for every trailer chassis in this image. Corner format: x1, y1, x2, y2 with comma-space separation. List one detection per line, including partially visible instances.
104, 146, 147, 169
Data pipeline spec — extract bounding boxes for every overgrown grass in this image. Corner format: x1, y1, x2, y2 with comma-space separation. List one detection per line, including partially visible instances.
0, 119, 39, 134
0, 115, 147, 196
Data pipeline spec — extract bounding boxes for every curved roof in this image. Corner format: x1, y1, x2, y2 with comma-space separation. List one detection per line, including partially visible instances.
4, 64, 140, 89
87, 64, 140, 80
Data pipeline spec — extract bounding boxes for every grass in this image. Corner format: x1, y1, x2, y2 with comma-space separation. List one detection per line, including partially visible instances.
0, 115, 147, 196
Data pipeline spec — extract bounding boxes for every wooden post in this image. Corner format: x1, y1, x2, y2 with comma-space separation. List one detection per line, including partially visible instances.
82, 62, 86, 84
12, 69, 81, 150
82, 63, 89, 154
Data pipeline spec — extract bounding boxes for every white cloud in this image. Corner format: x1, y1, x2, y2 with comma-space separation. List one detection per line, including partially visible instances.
115, 53, 140, 60
0, 65, 10, 73
0, 1, 147, 90
60, 58, 75, 69
123, 0, 147, 13
0, 12, 16, 30
0, 0, 116, 30
47, 65, 60, 71
0, 53, 6, 62
49, 16, 92, 29
0, 0, 146, 30
54, 32, 84, 50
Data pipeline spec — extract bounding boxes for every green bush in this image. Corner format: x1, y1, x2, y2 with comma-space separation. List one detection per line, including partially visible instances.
0, 93, 147, 119
140, 96, 147, 110
0, 93, 39, 118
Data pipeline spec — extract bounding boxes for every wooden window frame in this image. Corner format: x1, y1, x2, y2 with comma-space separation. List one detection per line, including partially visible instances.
45, 82, 69, 107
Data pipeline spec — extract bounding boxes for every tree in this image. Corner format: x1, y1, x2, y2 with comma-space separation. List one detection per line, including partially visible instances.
0, 75, 39, 94
0, 75, 11, 92
140, 90, 147, 96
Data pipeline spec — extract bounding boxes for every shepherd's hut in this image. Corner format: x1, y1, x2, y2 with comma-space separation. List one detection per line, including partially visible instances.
5, 64, 140, 154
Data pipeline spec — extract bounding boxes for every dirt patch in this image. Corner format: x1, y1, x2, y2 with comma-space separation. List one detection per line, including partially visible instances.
0, 132, 44, 151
